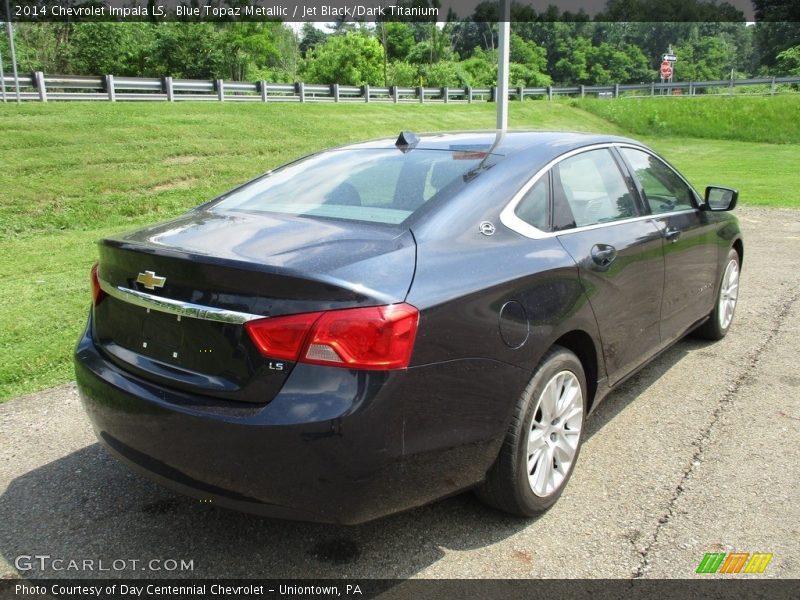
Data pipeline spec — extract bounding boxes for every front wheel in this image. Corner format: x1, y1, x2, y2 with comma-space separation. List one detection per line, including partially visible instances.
694, 248, 740, 341
476, 346, 587, 516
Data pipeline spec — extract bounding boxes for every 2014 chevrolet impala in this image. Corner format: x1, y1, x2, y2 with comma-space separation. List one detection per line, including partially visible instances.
75, 131, 742, 524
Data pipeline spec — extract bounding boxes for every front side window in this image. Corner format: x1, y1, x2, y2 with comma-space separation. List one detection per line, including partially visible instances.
552, 149, 638, 228
620, 147, 695, 214
213, 149, 488, 225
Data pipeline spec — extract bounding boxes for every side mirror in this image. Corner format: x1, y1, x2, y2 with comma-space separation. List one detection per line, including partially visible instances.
704, 186, 739, 211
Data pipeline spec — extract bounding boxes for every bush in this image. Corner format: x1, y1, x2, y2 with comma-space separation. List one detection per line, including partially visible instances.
387, 61, 419, 87
301, 32, 384, 86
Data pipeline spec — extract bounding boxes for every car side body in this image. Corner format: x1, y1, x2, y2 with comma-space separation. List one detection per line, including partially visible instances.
75, 131, 742, 523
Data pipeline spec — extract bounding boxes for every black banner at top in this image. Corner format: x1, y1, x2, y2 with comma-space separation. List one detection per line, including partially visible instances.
1, 0, 763, 23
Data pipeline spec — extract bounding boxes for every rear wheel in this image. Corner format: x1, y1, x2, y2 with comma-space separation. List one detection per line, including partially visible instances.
476, 346, 587, 516
694, 248, 740, 341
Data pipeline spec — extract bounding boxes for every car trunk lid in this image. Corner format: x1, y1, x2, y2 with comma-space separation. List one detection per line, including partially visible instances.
92, 210, 416, 404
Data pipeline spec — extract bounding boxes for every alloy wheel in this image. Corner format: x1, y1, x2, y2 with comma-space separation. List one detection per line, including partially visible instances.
718, 258, 739, 330
526, 370, 584, 497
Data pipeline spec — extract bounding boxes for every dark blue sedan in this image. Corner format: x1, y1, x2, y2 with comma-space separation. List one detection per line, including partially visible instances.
75, 131, 742, 523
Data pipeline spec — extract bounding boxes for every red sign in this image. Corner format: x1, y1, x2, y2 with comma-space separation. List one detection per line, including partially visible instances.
660, 61, 673, 78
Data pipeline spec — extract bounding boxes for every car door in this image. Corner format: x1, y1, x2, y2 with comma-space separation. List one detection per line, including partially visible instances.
551, 148, 666, 386
617, 146, 720, 344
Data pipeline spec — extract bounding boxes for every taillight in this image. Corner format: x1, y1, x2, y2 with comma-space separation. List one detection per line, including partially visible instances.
245, 311, 322, 362
245, 303, 419, 370
90, 262, 106, 305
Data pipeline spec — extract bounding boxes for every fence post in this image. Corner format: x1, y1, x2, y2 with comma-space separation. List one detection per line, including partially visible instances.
216, 79, 224, 101
517, 85, 524, 101
106, 74, 115, 102
466, 86, 472, 104
613, 83, 619, 98
363, 84, 370, 103
490, 86, 497, 102
391, 85, 398, 103
729, 75, 734, 95
442, 86, 448, 103
547, 86, 552, 101
332, 83, 339, 103
34, 71, 47, 102
771, 76, 776, 96
688, 81, 694, 96
418, 86, 424, 103
164, 76, 174, 102
260, 81, 268, 102
650, 82, 655, 96
580, 84, 585, 98
297, 81, 305, 103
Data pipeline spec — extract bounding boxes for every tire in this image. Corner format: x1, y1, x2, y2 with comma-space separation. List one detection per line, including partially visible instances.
476, 346, 587, 516
694, 248, 740, 341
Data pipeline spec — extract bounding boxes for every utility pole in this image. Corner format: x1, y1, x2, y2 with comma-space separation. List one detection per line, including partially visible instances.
4, 0, 20, 103
496, 0, 510, 131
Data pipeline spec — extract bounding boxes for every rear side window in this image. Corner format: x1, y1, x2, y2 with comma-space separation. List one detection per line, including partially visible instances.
514, 176, 550, 231
620, 147, 695, 214
553, 149, 638, 228
212, 149, 487, 225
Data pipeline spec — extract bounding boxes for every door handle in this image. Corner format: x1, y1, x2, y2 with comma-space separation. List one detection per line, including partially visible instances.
664, 227, 682, 243
590, 244, 617, 268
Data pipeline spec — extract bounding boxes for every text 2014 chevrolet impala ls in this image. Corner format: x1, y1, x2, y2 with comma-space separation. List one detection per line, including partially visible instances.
75, 131, 742, 523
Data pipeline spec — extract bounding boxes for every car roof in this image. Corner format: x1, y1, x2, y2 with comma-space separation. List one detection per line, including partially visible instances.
339, 130, 645, 159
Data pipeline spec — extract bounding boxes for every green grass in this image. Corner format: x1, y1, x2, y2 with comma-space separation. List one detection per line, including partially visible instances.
564, 96, 800, 206
572, 95, 800, 145
0, 101, 619, 236
0, 228, 123, 398
0, 98, 798, 402
637, 136, 799, 207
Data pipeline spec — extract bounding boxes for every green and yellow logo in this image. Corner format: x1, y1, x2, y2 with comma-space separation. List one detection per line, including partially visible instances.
696, 552, 773, 574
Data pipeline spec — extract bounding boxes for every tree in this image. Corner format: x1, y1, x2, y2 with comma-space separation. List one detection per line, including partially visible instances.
509, 34, 551, 87
301, 32, 385, 85
510, 33, 547, 74
596, 0, 749, 73
674, 34, 734, 81
221, 23, 299, 81
376, 21, 415, 85
299, 23, 327, 58
152, 23, 227, 79
2, 23, 69, 73
601, 0, 745, 22
381, 22, 416, 61
775, 46, 800, 76
421, 60, 462, 86
407, 37, 456, 65
753, 0, 800, 69
449, 21, 486, 59
509, 63, 552, 87
68, 23, 154, 77
553, 36, 592, 84
268, 24, 301, 82
459, 47, 497, 86
387, 61, 419, 86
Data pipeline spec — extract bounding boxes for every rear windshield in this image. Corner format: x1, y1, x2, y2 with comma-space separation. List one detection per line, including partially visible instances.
212, 148, 488, 224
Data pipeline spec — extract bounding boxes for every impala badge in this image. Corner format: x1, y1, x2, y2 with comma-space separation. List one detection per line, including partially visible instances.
136, 270, 166, 290
479, 221, 496, 236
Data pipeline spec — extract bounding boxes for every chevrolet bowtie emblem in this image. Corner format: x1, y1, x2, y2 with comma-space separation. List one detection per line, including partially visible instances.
136, 270, 166, 290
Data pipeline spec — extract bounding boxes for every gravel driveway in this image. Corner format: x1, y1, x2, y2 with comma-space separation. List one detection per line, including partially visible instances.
1, 206, 798, 580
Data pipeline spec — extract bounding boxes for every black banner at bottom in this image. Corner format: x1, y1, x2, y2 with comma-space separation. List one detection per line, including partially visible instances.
1, 579, 798, 600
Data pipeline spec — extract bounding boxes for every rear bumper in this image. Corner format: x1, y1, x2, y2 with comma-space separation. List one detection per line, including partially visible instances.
75, 321, 525, 524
